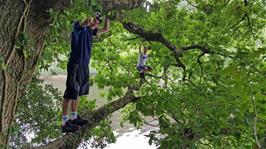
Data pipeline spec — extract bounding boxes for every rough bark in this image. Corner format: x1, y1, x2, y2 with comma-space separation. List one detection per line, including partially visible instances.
0, 0, 70, 145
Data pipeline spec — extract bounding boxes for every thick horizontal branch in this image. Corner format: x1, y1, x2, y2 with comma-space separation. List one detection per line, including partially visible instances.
122, 22, 186, 69
29, 87, 142, 149
122, 22, 214, 71
122, 22, 177, 52
102, 0, 144, 12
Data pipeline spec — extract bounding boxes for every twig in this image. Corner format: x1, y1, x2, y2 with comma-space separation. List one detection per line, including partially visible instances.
145, 73, 163, 79
247, 73, 261, 148
231, 13, 247, 29
197, 52, 205, 84
123, 36, 139, 41
144, 120, 159, 127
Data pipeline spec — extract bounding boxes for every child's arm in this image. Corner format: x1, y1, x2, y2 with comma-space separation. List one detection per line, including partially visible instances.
73, 17, 92, 31
97, 17, 110, 34
139, 45, 142, 55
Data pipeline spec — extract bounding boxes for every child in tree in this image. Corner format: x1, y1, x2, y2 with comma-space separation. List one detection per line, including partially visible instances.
136, 45, 152, 78
61, 14, 110, 133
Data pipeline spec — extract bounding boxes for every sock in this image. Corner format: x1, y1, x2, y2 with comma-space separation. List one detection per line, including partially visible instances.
71, 111, 78, 120
62, 115, 69, 125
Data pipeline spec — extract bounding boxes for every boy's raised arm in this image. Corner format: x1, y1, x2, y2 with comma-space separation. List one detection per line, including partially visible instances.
139, 45, 142, 55
98, 17, 110, 34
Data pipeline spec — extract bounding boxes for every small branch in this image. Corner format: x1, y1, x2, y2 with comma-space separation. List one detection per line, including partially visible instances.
197, 52, 205, 84
183, 79, 209, 98
144, 120, 159, 127
243, 0, 255, 38
224, 0, 231, 6
244, 0, 248, 5
123, 36, 139, 41
163, 65, 168, 88
245, 13, 255, 38
176, 58, 186, 71
247, 75, 261, 148
231, 0, 255, 38
145, 73, 163, 79
163, 111, 180, 124
231, 13, 247, 29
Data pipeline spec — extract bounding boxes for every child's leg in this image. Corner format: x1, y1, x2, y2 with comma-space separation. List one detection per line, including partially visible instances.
140, 72, 145, 78
144, 66, 152, 72
137, 66, 145, 73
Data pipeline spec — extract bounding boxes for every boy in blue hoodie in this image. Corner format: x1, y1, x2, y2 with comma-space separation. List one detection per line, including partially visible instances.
61, 15, 110, 133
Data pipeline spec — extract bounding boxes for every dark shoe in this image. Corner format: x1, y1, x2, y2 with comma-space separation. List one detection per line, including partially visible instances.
61, 120, 80, 133
71, 115, 88, 126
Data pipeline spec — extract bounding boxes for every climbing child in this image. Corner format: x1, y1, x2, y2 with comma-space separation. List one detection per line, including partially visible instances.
61, 13, 110, 133
136, 45, 152, 78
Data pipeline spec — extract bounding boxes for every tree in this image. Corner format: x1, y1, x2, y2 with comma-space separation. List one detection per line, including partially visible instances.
1, 0, 266, 148
0, 0, 72, 145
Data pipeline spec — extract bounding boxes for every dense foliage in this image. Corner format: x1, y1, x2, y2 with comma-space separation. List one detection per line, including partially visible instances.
13, 0, 265, 148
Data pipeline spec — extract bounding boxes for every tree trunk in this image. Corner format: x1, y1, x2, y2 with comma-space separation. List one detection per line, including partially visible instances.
0, 0, 70, 146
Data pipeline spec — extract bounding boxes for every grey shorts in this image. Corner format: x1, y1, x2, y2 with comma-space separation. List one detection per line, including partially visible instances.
63, 63, 89, 100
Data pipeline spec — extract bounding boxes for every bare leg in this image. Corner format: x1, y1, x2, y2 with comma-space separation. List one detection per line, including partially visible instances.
61, 98, 81, 132
70, 97, 88, 125
62, 98, 71, 115
71, 97, 79, 112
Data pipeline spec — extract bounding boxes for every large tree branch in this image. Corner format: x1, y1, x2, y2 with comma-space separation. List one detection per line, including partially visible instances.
122, 22, 177, 52
122, 22, 186, 69
30, 86, 142, 149
122, 22, 213, 71
101, 0, 144, 12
